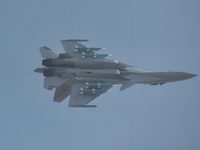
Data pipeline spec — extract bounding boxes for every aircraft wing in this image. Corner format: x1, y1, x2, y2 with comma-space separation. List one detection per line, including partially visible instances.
61, 39, 106, 59
68, 82, 113, 107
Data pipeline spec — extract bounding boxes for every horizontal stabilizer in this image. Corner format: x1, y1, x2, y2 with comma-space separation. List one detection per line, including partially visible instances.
54, 81, 72, 102
40, 46, 59, 59
44, 77, 68, 90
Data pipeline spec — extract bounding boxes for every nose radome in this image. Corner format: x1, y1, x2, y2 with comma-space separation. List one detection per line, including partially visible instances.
182, 72, 198, 80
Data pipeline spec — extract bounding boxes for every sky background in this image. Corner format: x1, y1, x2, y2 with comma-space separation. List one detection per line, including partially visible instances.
0, 0, 200, 150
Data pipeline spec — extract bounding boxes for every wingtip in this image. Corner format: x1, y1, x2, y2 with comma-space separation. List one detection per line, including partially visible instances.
61, 39, 89, 42
68, 105, 97, 108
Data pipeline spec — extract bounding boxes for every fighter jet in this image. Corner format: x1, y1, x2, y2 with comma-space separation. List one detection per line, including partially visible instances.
34, 39, 197, 107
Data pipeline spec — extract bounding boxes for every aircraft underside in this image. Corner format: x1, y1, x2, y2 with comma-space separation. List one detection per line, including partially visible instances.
35, 39, 197, 107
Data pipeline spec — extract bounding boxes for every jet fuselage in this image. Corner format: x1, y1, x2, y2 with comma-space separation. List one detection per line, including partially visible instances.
34, 39, 197, 107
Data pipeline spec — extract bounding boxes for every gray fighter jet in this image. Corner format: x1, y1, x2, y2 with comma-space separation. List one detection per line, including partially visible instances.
35, 39, 197, 107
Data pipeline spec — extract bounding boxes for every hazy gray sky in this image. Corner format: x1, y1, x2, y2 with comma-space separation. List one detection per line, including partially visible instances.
0, 0, 199, 150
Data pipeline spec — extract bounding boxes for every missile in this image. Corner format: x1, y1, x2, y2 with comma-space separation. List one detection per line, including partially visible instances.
82, 52, 112, 58
80, 88, 111, 94
86, 82, 114, 88
75, 47, 105, 51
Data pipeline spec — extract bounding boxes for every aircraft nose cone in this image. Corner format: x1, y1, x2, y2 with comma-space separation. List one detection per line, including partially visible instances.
181, 72, 197, 80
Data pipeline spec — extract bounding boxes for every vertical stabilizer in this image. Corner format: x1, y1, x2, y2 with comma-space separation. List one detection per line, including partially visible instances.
40, 46, 59, 59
